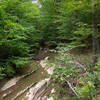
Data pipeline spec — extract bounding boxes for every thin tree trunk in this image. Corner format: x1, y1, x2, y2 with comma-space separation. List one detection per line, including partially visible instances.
73, 0, 78, 24
92, 0, 99, 67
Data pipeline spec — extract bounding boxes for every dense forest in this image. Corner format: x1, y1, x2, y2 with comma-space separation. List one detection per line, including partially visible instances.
0, 0, 100, 99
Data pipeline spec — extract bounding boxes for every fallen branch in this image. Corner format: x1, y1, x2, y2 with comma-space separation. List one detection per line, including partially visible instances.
12, 82, 37, 100
63, 77, 79, 98
66, 80, 79, 97
73, 61, 87, 72
71, 55, 87, 72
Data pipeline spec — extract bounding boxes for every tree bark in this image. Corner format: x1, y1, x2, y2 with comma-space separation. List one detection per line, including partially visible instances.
92, 0, 99, 67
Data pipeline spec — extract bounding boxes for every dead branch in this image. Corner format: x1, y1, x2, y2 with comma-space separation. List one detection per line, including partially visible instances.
73, 61, 87, 72
71, 55, 87, 72
65, 79, 79, 97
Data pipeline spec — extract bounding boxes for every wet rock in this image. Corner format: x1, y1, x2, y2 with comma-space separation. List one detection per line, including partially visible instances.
40, 57, 54, 75
26, 78, 51, 100
2, 91, 12, 99
1, 77, 21, 91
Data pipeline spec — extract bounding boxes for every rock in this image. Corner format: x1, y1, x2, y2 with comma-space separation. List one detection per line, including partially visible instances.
2, 93, 7, 98
41, 96, 48, 100
45, 57, 49, 60
47, 97, 54, 100
47, 67, 54, 75
1, 77, 21, 91
40, 60, 46, 68
40, 57, 54, 75
2, 91, 11, 99
26, 78, 51, 100
51, 88, 55, 94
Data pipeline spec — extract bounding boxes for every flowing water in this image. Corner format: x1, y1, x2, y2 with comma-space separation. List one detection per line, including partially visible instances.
0, 58, 54, 100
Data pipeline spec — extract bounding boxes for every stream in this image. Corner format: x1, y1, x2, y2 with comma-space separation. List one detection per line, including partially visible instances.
0, 55, 55, 100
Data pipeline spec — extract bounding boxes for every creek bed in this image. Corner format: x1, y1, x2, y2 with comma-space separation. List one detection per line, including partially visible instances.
0, 60, 53, 100
0, 49, 55, 100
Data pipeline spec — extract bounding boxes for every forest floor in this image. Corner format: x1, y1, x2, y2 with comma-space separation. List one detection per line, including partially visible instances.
49, 47, 100, 100
0, 48, 98, 100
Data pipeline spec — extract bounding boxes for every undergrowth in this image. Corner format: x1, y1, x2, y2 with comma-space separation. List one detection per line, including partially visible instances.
47, 44, 100, 100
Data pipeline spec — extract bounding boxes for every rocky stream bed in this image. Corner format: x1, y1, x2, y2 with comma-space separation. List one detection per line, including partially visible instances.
0, 56, 55, 100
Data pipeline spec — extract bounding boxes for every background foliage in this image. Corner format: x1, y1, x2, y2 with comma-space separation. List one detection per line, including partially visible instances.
0, 0, 41, 79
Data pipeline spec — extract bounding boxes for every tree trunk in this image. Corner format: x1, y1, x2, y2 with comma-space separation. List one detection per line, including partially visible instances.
92, 0, 99, 67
